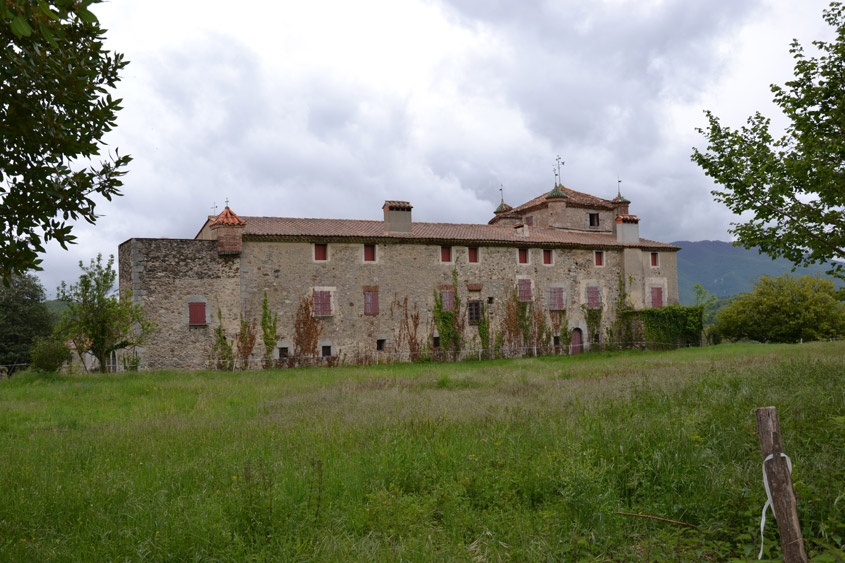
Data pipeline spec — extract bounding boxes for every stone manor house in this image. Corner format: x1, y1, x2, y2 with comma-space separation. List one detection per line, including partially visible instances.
118, 185, 679, 369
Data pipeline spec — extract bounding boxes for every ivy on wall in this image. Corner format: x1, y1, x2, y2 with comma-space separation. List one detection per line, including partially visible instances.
623, 305, 704, 348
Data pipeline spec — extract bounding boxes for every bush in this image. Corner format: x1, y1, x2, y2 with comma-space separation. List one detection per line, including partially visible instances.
717, 274, 845, 343
29, 337, 72, 373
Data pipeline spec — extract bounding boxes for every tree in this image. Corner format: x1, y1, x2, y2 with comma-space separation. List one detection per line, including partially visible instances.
1, 1, 130, 280
0, 273, 52, 370
56, 254, 154, 373
717, 274, 845, 343
260, 291, 278, 368
692, 3, 845, 280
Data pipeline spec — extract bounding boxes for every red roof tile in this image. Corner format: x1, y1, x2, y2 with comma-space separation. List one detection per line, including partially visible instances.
209, 207, 246, 228
510, 186, 617, 213
237, 216, 678, 250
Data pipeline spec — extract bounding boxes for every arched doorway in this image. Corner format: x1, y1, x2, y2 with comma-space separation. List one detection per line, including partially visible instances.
571, 328, 583, 355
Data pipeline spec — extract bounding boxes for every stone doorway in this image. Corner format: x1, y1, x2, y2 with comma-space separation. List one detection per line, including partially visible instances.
571, 328, 583, 355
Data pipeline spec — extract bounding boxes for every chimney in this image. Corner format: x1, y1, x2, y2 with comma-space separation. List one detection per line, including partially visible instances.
209, 206, 246, 255
383, 201, 412, 233
615, 214, 640, 244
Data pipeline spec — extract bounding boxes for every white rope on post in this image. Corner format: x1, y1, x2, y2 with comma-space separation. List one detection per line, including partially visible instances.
759, 452, 793, 560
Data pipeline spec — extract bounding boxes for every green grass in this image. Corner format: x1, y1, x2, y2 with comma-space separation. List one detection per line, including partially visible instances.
1, 342, 843, 561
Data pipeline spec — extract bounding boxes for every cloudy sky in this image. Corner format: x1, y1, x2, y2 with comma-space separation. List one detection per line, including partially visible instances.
35, 0, 834, 294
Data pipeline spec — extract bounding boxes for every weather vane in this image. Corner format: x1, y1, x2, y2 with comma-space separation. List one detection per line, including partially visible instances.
556, 155, 565, 184
617, 176, 622, 197
225, 198, 230, 208
211, 201, 218, 214
499, 184, 504, 201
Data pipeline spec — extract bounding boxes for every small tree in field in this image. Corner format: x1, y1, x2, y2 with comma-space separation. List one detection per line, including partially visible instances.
261, 292, 278, 368
57, 254, 154, 373
717, 274, 845, 343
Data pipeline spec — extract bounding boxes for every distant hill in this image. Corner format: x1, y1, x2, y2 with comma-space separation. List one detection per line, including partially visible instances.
672, 240, 844, 305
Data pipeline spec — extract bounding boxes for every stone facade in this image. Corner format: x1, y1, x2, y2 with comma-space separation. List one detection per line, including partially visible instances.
119, 187, 680, 370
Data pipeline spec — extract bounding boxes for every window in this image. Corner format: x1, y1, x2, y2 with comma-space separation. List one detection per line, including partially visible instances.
440, 246, 452, 263
364, 290, 379, 316
188, 301, 206, 325
651, 287, 664, 308
525, 215, 534, 226
432, 336, 441, 349
543, 249, 553, 265
518, 248, 529, 264
314, 243, 328, 261
313, 290, 332, 316
549, 287, 565, 311
364, 244, 376, 262
321, 345, 332, 357
594, 251, 604, 267
650, 252, 659, 267
589, 213, 600, 227
487, 296, 494, 305
587, 285, 601, 309
440, 288, 455, 311
468, 300, 482, 325
279, 347, 289, 359
553, 335, 561, 347
468, 247, 479, 263
517, 279, 532, 302
376, 339, 386, 352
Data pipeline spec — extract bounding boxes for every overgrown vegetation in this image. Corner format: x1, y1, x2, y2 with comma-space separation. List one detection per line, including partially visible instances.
211, 306, 234, 370
432, 268, 463, 355
260, 292, 278, 368
625, 305, 705, 349
292, 293, 322, 366
1, 342, 842, 561
235, 314, 257, 370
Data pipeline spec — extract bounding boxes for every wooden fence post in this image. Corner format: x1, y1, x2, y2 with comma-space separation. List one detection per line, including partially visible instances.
754, 406, 807, 563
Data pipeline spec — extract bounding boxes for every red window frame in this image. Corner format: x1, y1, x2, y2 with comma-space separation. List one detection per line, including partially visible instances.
440, 289, 455, 311
364, 244, 376, 262
313, 290, 332, 316
517, 279, 532, 302
594, 251, 604, 267
543, 249, 552, 265
188, 302, 206, 325
364, 290, 379, 315
440, 246, 452, 263
314, 243, 328, 261
549, 287, 564, 311
651, 252, 659, 267
587, 286, 601, 309
651, 287, 664, 308
518, 248, 529, 264
468, 247, 479, 263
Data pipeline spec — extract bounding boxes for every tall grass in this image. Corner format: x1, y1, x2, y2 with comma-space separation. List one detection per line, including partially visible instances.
0, 342, 843, 561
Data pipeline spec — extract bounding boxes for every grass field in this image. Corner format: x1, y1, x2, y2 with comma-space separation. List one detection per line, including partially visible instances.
1, 342, 843, 561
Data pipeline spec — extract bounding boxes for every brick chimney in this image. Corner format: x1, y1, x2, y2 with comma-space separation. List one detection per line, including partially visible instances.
383, 201, 412, 233
615, 214, 640, 244
209, 206, 246, 254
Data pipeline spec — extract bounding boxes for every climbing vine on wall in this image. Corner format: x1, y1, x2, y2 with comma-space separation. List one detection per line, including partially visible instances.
432, 267, 463, 353
623, 305, 704, 348
581, 304, 603, 345
391, 295, 423, 361
212, 306, 234, 370
292, 293, 322, 365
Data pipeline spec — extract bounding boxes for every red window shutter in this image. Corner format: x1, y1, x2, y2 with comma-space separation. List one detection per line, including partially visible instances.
587, 286, 600, 309
517, 279, 532, 302
518, 248, 528, 264
595, 251, 604, 266
525, 216, 534, 226
364, 244, 376, 262
441, 289, 455, 311
549, 287, 564, 311
441, 246, 451, 262
315, 244, 327, 261
364, 291, 379, 315
468, 247, 479, 263
651, 252, 659, 267
188, 302, 206, 325
314, 290, 332, 316
543, 249, 552, 265
651, 287, 664, 308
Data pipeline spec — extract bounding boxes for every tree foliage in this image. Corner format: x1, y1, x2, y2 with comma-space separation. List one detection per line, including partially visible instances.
0, 273, 52, 368
260, 291, 278, 368
692, 3, 845, 279
56, 254, 154, 373
717, 274, 845, 343
1, 0, 130, 280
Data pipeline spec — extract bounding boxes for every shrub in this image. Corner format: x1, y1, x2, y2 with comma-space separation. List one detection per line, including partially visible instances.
29, 336, 72, 372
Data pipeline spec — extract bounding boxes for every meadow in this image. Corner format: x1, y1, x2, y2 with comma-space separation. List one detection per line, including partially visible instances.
0, 342, 843, 561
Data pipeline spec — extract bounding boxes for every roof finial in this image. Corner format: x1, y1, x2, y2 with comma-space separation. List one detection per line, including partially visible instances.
225, 197, 230, 209
211, 201, 218, 214
499, 184, 504, 203
617, 176, 622, 197
556, 155, 564, 186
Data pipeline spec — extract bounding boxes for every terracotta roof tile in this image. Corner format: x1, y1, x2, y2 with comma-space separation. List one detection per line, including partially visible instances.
616, 214, 640, 223
510, 186, 617, 213
238, 216, 678, 250
383, 201, 412, 211
209, 206, 246, 228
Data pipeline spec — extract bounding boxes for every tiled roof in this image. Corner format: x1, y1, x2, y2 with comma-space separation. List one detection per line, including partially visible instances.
616, 214, 640, 223
383, 201, 412, 211
209, 206, 246, 227
511, 186, 617, 213
238, 216, 678, 250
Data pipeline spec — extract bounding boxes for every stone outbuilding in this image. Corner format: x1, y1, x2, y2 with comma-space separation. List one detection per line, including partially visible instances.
119, 185, 680, 369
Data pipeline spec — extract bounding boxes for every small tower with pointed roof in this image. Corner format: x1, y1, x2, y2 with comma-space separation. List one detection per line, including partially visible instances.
209, 205, 246, 255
